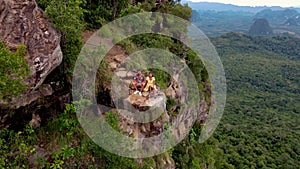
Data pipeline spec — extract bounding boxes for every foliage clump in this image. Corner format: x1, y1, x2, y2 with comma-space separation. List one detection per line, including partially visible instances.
0, 103, 154, 168
0, 42, 29, 100
44, 0, 84, 74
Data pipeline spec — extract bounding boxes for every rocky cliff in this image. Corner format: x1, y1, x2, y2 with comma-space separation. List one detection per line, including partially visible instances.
249, 18, 273, 36
0, 0, 63, 109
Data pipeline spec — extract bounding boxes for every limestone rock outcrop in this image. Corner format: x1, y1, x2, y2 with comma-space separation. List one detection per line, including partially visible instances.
249, 18, 273, 36
0, 0, 63, 108
124, 92, 165, 111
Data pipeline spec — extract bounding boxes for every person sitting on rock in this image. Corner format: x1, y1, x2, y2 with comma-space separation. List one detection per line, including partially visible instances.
132, 71, 145, 96
144, 72, 156, 97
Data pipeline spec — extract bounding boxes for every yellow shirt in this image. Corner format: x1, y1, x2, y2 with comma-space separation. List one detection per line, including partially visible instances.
144, 76, 155, 91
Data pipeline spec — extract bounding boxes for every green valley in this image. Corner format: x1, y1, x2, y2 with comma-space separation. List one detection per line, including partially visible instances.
206, 33, 300, 168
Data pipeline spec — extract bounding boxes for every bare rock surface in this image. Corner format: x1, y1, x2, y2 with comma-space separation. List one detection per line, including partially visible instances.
124, 91, 165, 111
0, 0, 62, 108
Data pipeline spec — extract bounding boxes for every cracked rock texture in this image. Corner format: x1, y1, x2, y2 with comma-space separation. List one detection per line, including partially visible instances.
0, 0, 62, 109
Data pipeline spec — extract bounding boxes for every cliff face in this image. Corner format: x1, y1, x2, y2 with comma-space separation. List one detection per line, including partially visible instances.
0, 0, 63, 109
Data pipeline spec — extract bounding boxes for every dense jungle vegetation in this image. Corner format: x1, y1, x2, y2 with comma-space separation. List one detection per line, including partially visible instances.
208, 33, 300, 168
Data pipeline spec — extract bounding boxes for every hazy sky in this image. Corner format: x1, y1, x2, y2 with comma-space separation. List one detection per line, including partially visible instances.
189, 0, 300, 7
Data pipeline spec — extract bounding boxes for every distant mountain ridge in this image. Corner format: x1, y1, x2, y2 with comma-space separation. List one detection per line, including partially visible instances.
255, 9, 300, 24
186, 1, 300, 13
189, 2, 300, 37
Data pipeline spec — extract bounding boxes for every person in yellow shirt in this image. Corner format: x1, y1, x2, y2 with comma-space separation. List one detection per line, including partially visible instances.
143, 72, 155, 95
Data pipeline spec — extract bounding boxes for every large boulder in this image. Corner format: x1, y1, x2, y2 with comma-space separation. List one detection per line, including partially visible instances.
0, 0, 63, 109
